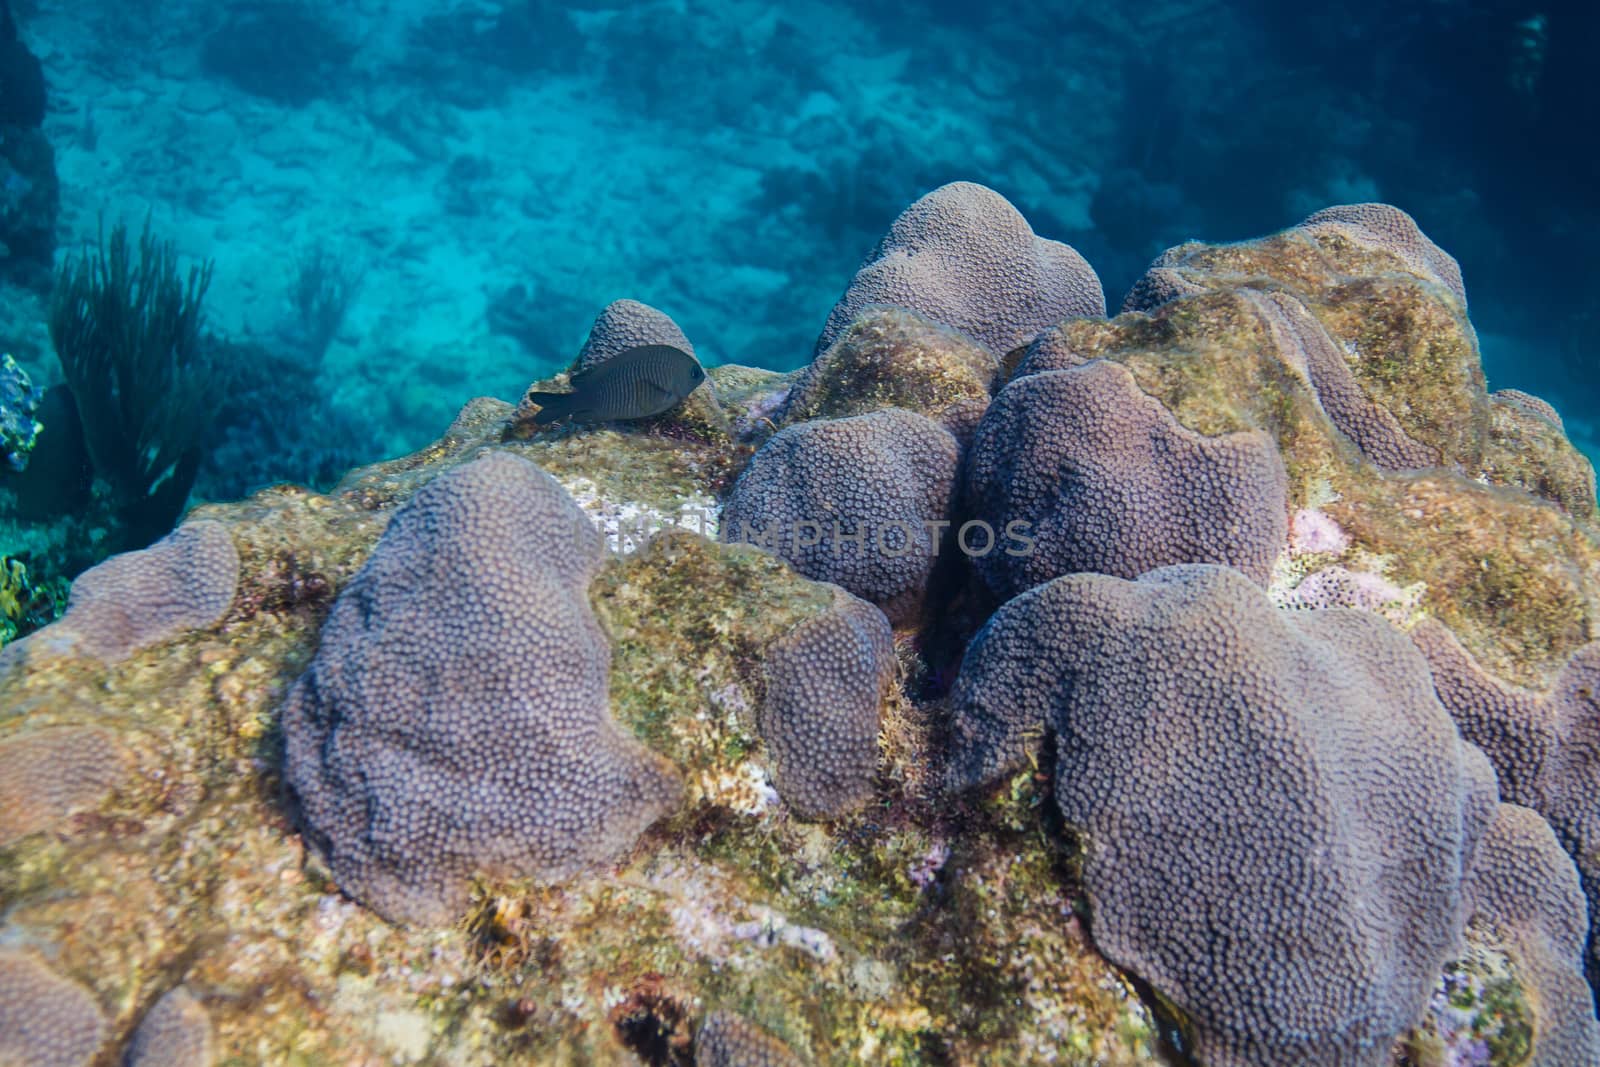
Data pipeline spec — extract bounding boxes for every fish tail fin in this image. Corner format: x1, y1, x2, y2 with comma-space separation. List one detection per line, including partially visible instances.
526, 391, 579, 425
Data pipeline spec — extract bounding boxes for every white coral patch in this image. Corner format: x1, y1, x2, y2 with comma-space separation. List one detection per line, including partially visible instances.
1289, 507, 1350, 555
699, 761, 779, 816
558, 476, 721, 552
732, 907, 837, 962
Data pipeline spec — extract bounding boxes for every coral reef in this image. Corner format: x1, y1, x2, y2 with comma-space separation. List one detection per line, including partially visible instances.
721, 408, 960, 626
697, 1010, 807, 1067
0, 724, 131, 845
966, 358, 1288, 602
758, 588, 895, 819
947, 563, 1499, 1066
1457, 804, 1600, 1062
0, 520, 238, 668
123, 985, 215, 1067
0, 950, 107, 1067
282, 452, 683, 925
1029, 205, 1596, 687
1412, 620, 1600, 1009
816, 181, 1106, 359
3, 190, 1599, 1063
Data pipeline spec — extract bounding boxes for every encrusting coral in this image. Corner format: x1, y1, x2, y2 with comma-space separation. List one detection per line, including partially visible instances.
123, 985, 216, 1067
1, 183, 1598, 1063
0, 519, 238, 669
282, 451, 684, 924
1457, 804, 1600, 1063
721, 407, 960, 626
946, 563, 1499, 1066
965, 357, 1288, 601
0, 949, 107, 1067
815, 180, 1106, 358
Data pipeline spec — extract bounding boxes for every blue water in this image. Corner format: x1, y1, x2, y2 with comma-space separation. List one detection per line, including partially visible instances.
3, 0, 1597, 531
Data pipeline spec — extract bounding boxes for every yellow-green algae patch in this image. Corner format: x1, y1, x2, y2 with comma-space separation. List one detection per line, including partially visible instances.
1042, 269, 1600, 687
1399, 919, 1537, 1067
0, 414, 1158, 1065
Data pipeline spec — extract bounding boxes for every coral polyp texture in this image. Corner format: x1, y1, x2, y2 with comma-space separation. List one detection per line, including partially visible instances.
4, 188, 1600, 1062
1412, 619, 1600, 1007
696, 1010, 807, 1067
1460, 804, 1600, 1062
815, 180, 1106, 359
0, 724, 131, 845
947, 563, 1500, 1066
721, 407, 960, 625
575, 296, 698, 371
758, 588, 895, 819
0, 519, 238, 668
0, 950, 107, 1067
282, 451, 683, 924
965, 358, 1289, 601
123, 985, 215, 1067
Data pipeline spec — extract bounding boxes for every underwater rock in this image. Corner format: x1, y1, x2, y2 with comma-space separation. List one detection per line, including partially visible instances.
4, 196, 1600, 1062
816, 181, 1105, 359
1413, 619, 1600, 1008
0, 950, 107, 1067
759, 588, 895, 819
1460, 804, 1600, 1062
966, 358, 1288, 602
0, 520, 238, 669
947, 564, 1499, 1067
282, 452, 683, 924
0, 351, 40, 471
1111, 203, 1600, 520
780, 305, 997, 441
721, 407, 960, 626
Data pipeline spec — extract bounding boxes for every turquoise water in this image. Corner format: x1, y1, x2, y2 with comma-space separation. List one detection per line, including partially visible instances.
4, 0, 1594, 510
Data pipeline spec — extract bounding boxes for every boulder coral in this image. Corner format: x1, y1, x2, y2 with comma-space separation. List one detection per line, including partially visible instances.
947, 564, 1499, 1066
816, 180, 1105, 359
758, 588, 895, 819
965, 358, 1288, 602
721, 407, 960, 626
1461, 804, 1600, 1063
0, 950, 107, 1067
282, 451, 683, 924
1413, 619, 1600, 1008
